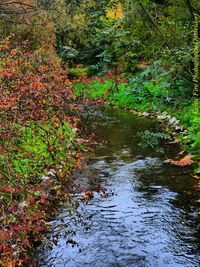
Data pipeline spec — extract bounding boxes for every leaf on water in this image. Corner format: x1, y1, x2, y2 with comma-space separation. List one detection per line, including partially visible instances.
80, 190, 94, 202
165, 154, 193, 166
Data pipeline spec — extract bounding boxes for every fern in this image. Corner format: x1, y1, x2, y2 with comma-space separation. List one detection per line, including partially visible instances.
60, 46, 79, 60
137, 130, 171, 153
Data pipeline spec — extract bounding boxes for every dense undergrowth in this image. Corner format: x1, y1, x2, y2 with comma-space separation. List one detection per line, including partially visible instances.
0, 39, 85, 266
74, 70, 200, 173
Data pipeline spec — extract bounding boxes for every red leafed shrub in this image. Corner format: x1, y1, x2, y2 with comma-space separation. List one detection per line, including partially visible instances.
0, 38, 82, 265
0, 38, 74, 124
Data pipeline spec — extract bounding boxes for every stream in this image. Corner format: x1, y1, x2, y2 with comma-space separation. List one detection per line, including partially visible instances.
36, 106, 200, 267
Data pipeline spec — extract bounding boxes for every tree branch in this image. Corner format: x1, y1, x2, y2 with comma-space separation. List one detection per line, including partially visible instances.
185, 0, 195, 20
138, 0, 172, 49
0, 1, 36, 8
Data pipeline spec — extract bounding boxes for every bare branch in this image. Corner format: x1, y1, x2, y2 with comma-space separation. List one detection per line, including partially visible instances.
0, 0, 37, 24
137, 0, 172, 49
0, 1, 36, 8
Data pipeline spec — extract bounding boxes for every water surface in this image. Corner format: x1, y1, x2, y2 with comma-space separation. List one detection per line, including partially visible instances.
36, 106, 200, 267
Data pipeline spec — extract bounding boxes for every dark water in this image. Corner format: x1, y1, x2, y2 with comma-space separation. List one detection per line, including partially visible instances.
36, 106, 200, 267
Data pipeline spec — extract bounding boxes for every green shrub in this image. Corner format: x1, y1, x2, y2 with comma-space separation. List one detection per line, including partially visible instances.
69, 67, 88, 78
137, 130, 171, 153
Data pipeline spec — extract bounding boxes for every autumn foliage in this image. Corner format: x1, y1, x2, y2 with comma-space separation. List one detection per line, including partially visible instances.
0, 38, 82, 265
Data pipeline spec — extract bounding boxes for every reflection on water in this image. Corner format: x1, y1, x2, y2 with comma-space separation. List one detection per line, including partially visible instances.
36, 106, 200, 267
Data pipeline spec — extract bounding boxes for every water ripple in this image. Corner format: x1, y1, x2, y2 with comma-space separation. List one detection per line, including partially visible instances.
36, 106, 200, 267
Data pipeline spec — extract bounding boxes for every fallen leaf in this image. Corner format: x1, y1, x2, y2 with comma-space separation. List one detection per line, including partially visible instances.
80, 190, 94, 202
165, 154, 193, 166
192, 175, 200, 180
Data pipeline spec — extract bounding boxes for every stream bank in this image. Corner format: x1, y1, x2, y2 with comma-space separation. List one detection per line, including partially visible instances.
74, 76, 200, 174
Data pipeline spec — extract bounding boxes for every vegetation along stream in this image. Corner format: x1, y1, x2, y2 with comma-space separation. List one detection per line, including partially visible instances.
36, 105, 200, 267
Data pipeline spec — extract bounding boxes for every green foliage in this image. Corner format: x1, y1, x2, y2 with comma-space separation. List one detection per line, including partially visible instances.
75, 74, 199, 172
179, 105, 196, 127
0, 39, 83, 265
69, 67, 88, 78
176, 104, 200, 173
128, 60, 193, 109
7, 122, 76, 180
186, 112, 200, 173
1, 0, 199, 78
75, 57, 194, 111
137, 130, 171, 153
61, 46, 79, 60
75, 77, 114, 99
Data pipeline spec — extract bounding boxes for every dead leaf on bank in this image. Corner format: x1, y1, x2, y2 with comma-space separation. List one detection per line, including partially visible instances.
166, 138, 180, 144
165, 154, 193, 166
192, 175, 200, 180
